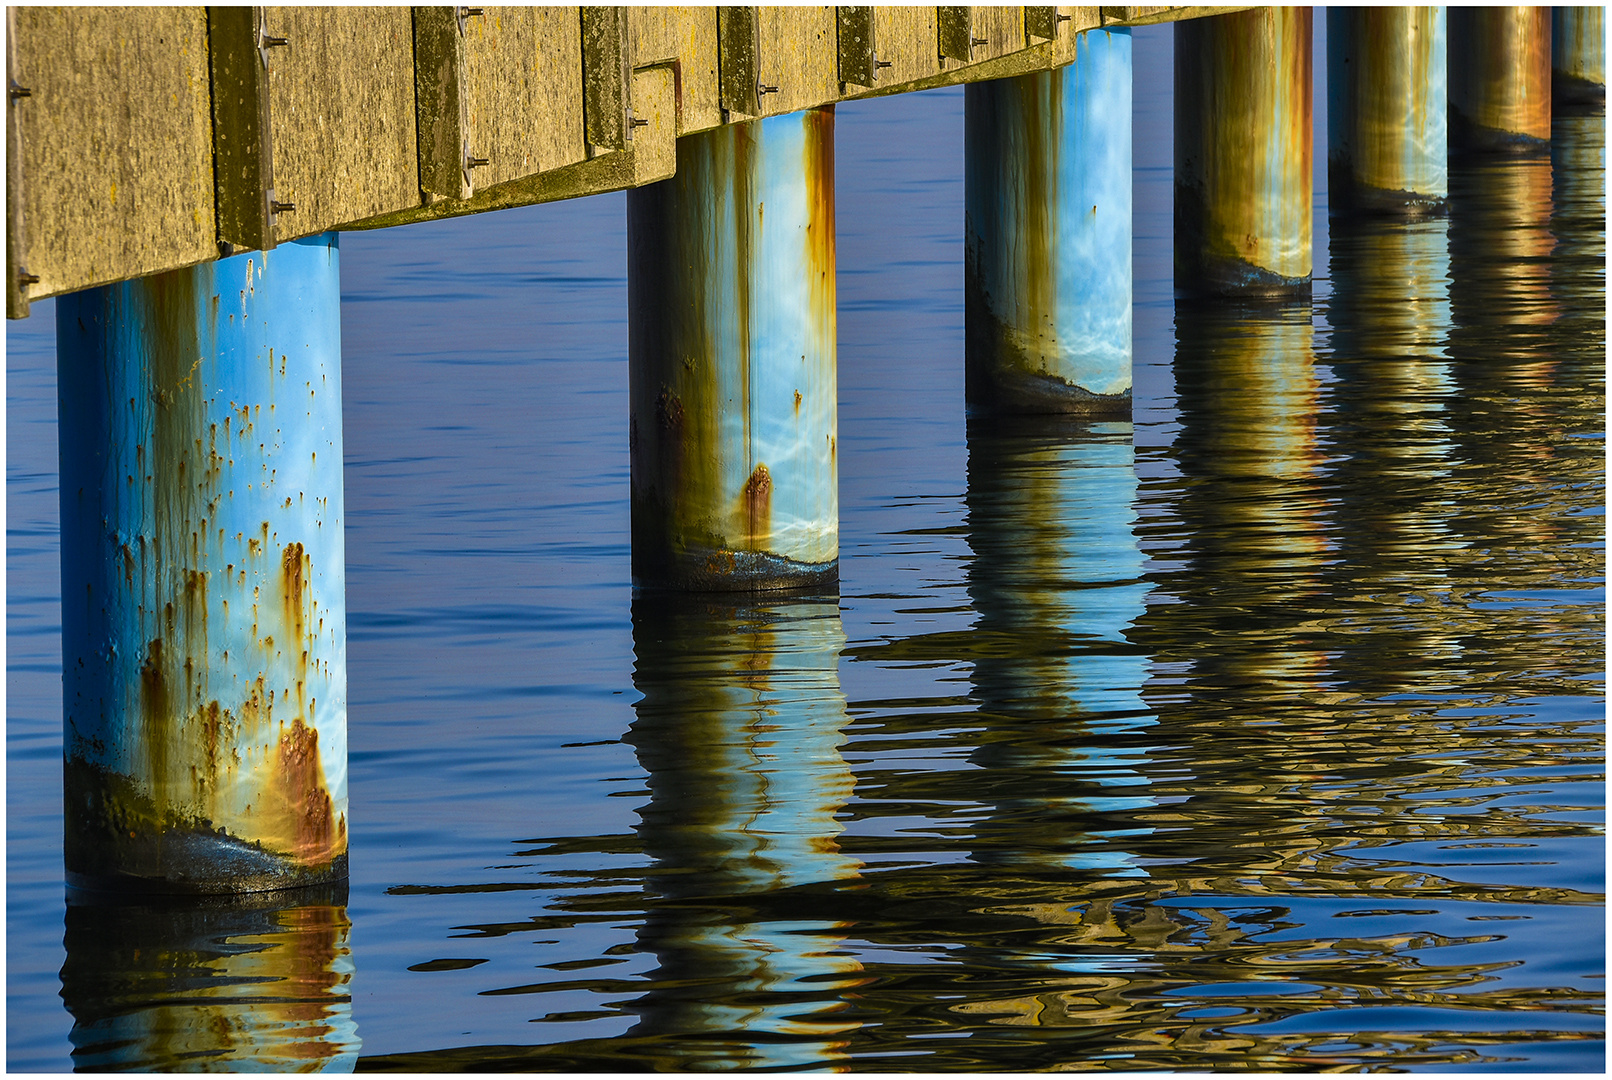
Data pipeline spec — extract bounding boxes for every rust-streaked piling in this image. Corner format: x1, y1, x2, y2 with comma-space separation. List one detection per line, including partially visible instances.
964, 28, 1132, 415
628, 108, 837, 591
1449, 7, 1552, 152
1553, 7, 1607, 107
1174, 7, 1313, 297
57, 235, 348, 894
1328, 7, 1448, 216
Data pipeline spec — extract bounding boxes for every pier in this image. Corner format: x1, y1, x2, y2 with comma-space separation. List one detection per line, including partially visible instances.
5, 6, 1605, 897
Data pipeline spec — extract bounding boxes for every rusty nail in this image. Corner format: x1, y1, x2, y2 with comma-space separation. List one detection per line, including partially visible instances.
758, 83, 779, 95
972, 37, 988, 47
629, 117, 649, 128
875, 59, 891, 69
262, 35, 288, 48
18, 271, 39, 285
1057, 13, 1072, 22
271, 200, 296, 213
466, 155, 489, 168
9, 83, 31, 101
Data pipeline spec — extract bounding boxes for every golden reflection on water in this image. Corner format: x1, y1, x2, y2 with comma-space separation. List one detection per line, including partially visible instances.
60, 886, 359, 1071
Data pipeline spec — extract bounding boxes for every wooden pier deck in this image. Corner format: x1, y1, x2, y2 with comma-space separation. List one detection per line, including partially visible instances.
5, 5, 1242, 317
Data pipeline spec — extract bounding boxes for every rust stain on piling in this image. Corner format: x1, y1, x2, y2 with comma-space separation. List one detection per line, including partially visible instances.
263, 718, 343, 864
742, 463, 773, 543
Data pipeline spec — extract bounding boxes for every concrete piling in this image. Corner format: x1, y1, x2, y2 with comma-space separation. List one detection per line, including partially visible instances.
1174, 7, 1313, 298
627, 108, 838, 592
57, 234, 348, 894
1449, 7, 1552, 152
1552, 6, 1607, 107
964, 28, 1132, 414
1328, 7, 1448, 217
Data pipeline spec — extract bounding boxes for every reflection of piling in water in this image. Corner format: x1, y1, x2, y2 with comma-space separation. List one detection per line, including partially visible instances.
1323, 216, 1464, 691
964, 28, 1132, 414
1174, 8, 1312, 297
1449, 7, 1551, 153
1327, 7, 1447, 217
963, 418, 1156, 876
1447, 147, 1558, 368
624, 595, 862, 1067
1444, 113, 1594, 580
1552, 7, 1606, 108
628, 109, 838, 592
61, 883, 359, 1071
1550, 105, 1607, 292
56, 235, 349, 894
1152, 303, 1331, 695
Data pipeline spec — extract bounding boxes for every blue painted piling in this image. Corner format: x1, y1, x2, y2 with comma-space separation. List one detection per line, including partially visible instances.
1553, 7, 1607, 106
57, 234, 348, 894
964, 28, 1133, 413
1175, 8, 1314, 297
628, 109, 838, 591
1328, 7, 1448, 216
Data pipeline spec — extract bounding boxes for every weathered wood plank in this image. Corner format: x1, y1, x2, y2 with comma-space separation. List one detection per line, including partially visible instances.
629, 6, 721, 135
265, 6, 417, 241
466, 7, 586, 187
582, 6, 631, 151
10, 6, 215, 303
757, 6, 840, 118
348, 65, 675, 232
413, 6, 470, 200
871, 6, 940, 88
7, 8, 34, 317
973, 5, 1026, 61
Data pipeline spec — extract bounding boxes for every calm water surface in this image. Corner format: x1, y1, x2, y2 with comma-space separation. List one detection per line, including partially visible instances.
7, 26, 1605, 1071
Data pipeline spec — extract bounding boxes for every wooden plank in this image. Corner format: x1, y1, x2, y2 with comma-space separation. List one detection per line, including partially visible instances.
465, 7, 586, 187
7, 8, 34, 317
837, 7, 878, 89
208, 7, 280, 251
1025, 7, 1061, 42
871, 6, 940, 89
9, 6, 215, 302
349, 64, 675, 232
972, 5, 1025, 61
265, 6, 418, 241
719, 6, 762, 116
756, 6, 838, 117
629, 6, 721, 135
413, 6, 470, 200
938, 7, 972, 62
582, 6, 631, 151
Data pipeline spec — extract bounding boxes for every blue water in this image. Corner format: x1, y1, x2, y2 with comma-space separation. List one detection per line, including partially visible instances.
8, 24, 1605, 1071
